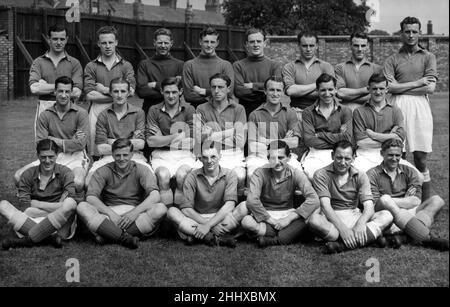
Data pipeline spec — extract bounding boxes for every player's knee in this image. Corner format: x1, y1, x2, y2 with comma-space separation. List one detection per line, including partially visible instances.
379, 194, 394, 208
233, 167, 246, 185
155, 167, 171, 188
0, 200, 10, 213
241, 215, 255, 230
76, 201, 90, 216
73, 176, 85, 192
153, 203, 168, 218
307, 211, 322, 229
428, 195, 445, 210
62, 198, 77, 213
13, 171, 21, 187
175, 166, 190, 186
167, 206, 181, 223
235, 201, 248, 216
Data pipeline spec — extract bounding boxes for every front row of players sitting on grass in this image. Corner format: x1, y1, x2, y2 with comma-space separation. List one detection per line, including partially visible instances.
1, 138, 447, 253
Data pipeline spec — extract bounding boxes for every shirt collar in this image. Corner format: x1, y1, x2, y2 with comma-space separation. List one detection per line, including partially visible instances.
295, 56, 321, 65
325, 163, 359, 177
346, 57, 371, 66
269, 166, 293, 183
256, 102, 288, 114
207, 98, 239, 111
94, 53, 123, 64
47, 102, 79, 114
399, 45, 426, 54
196, 166, 227, 181
160, 101, 186, 114
43, 51, 70, 62
313, 98, 342, 113
366, 99, 393, 110
106, 103, 139, 115
35, 164, 61, 181
379, 163, 404, 175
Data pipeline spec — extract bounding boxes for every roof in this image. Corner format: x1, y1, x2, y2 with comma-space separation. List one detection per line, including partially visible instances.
0, 0, 225, 25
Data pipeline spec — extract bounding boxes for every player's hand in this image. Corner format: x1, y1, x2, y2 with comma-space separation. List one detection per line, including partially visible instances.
211, 223, 227, 236
285, 129, 294, 138
406, 186, 417, 197
365, 128, 375, 138
107, 138, 116, 145
118, 210, 139, 230
109, 212, 122, 226
95, 83, 109, 95
194, 224, 211, 239
243, 83, 253, 89
74, 130, 86, 140
274, 217, 290, 231
133, 130, 144, 139
339, 226, 358, 249
39, 79, 48, 84
340, 124, 348, 133
193, 86, 206, 96
148, 82, 157, 88
353, 222, 367, 247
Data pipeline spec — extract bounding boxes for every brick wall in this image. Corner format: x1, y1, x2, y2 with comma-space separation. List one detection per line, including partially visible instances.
0, 8, 14, 100
265, 35, 449, 92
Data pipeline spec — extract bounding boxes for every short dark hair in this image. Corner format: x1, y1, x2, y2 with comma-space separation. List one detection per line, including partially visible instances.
264, 75, 284, 90
245, 28, 266, 41
111, 138, 133, 153
209, 73, 231, 87
201, 140, 221, 155
400, 16, 421, 31
161, 77, 182, 91
381, 138, 404, 152
297, 32, 318, 45
96, 25, 118, 40
267, 140, 290, 157
109, 77, 130, 92
333, 140, 355, 155
54, 76, 74, 90
48, 24, 67, 37
368, 73, 387, 86
154, 28, 173, 40
350, 32, 368, 42
316, 73, 337, 88
36, 139, 60, 155
199, 27, 219, 40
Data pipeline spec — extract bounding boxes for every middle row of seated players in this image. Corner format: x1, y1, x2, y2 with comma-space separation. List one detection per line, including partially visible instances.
3, 137, 446, 253
15, 71, 421, 201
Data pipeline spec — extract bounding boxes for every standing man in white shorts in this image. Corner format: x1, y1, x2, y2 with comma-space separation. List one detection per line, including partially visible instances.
14, 76, 89, 200
85, 78, 153, 186
29, 24, 83, 141
352, 73, 420, 177
196, 73, 247, 197
147, 77, 199, 207
167, 142, 244, 247
239, 140, 319, 248
1, 139, 78, 249
84, 26, 136, 157
77, 138, 166, 249
383, 16, 438, 202
308, 140, 393, 254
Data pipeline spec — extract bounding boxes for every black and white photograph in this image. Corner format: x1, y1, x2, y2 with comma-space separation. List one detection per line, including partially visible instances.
0, 0, 448, 292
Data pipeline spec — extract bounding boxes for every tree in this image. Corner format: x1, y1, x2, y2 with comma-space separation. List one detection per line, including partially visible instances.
222, 0, 370, 35
369, 29, 390, 36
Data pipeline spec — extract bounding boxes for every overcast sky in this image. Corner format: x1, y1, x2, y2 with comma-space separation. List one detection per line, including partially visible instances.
133, 0, 448, 35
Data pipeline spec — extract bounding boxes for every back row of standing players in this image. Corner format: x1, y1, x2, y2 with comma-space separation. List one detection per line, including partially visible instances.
1, 16, 447, 252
